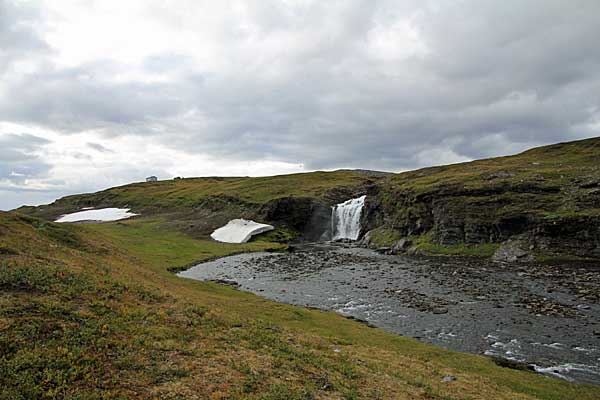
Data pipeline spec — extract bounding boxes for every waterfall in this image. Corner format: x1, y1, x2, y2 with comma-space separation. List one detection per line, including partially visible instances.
331, 195, 366, 241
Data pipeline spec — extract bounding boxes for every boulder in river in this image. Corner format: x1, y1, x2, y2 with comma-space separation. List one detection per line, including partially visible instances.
357, 229, 374, 248
492, 239, 535, 263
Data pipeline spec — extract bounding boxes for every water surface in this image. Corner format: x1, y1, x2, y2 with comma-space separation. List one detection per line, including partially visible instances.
178, 243, 600, 384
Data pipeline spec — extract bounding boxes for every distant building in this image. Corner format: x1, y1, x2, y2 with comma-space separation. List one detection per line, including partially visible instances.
146, 176, 158, 182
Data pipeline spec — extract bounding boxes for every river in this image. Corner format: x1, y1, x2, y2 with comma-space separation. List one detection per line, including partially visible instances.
178, 243, 600, 385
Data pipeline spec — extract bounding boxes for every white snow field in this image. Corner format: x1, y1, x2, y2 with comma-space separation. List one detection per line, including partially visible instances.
55, 208, 138, 223
211, 219, 274, 243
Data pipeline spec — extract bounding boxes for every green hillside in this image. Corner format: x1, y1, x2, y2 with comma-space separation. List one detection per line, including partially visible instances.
18, 138, 600, 261
18, 170, 380, 222
363, 137, 600, 260
2, 211, 598, 399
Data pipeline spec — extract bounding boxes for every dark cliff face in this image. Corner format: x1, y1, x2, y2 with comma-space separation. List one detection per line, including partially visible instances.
365, 183, 600, 259
260, 197, 332, 241
379, 187, 545, 245
260, 179, 382, 242
359, 189, 385, 239
532, 216, 600, 258
361, 138, 600, 259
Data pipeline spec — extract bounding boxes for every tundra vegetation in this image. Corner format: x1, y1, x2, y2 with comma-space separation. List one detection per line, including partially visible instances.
5, 138, 600, 398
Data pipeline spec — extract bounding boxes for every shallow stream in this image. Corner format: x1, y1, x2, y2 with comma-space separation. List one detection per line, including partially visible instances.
178, 243, 600, 384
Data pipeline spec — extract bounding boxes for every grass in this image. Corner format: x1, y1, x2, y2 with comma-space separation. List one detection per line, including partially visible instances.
1, 211, 598, 399
365, 228, 500, 257
17, 138, 600, 259
411, 232, 501, 257
19, 170, 380, 221
383, 137, 600, 209
375, 137, 600, 257
364, 226, 404, 248
4, 137, 600, 396
85, 217, 286, 273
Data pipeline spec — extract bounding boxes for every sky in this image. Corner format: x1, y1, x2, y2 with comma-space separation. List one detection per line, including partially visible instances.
1, 0, 600, 210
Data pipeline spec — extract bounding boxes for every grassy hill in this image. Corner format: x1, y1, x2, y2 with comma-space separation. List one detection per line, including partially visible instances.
2, 211, 599, 399
18, 170, 380, 222
364, 137, 600, 260
18, 137, 600, 260
17, 170, 382, 241
6, 138, 600, 398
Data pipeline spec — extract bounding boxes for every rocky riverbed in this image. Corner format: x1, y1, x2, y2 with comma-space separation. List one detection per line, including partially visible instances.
178, 243, 600, 385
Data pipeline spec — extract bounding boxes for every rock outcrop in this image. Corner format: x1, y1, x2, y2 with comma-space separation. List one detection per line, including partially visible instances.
260, 197, 333, 241
356, 138, 600, 260
492, 238, 535, 263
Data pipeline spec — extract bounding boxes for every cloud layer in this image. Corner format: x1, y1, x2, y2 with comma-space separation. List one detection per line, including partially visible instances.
1, 0, 599, 209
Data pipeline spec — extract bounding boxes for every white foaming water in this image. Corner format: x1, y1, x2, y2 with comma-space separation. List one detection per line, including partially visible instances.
331, 195, 366, 240
532, 363, 600, 382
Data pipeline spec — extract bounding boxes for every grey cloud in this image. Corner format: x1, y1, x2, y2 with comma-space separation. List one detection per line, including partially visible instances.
0, 190, 64, 210
1, 0, 599, 184
87, 142, 114, 153
0, 1, 49, 73
142, 53, 196, 73
0, 61, 187, 132
0, 133, 51, 184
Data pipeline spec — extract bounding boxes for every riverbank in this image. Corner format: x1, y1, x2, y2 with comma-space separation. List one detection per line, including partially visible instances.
3, 213, 599, 398
88, 218, 600, 397
177, 242, 600, 385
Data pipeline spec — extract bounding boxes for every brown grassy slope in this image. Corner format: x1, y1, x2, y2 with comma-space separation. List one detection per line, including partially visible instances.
1, 211, 598, 399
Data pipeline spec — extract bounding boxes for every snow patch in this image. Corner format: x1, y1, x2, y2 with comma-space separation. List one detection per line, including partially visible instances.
210, 219, 274, 243
55, 208, 138, 223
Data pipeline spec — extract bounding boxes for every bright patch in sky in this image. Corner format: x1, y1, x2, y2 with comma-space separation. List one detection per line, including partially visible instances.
1, 1, 599, 210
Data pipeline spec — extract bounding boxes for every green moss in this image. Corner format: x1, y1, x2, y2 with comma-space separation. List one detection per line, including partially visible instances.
367, 226, 403, 247
366, 228, 499, 258
82, 218, 285, 274
411, 232, 500, 257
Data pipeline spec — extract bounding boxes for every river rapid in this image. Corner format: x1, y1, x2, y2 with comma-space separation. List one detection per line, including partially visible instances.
178, 243, 600, 385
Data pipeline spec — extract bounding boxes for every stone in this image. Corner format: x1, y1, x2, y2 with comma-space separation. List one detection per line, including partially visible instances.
441, 375, 456, 382
392, 238, 413, 253
358, 230, 374, 247
486, 170, 515, 180
209, 279, 240, 287
406, 246, 420, 256
492, 239, 535, 263
375, 247, 392, 254
261, 197, 331, 241
489, 356, 535, 372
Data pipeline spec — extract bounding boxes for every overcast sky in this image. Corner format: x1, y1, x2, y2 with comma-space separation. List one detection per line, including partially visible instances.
1, 0, 599, 210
